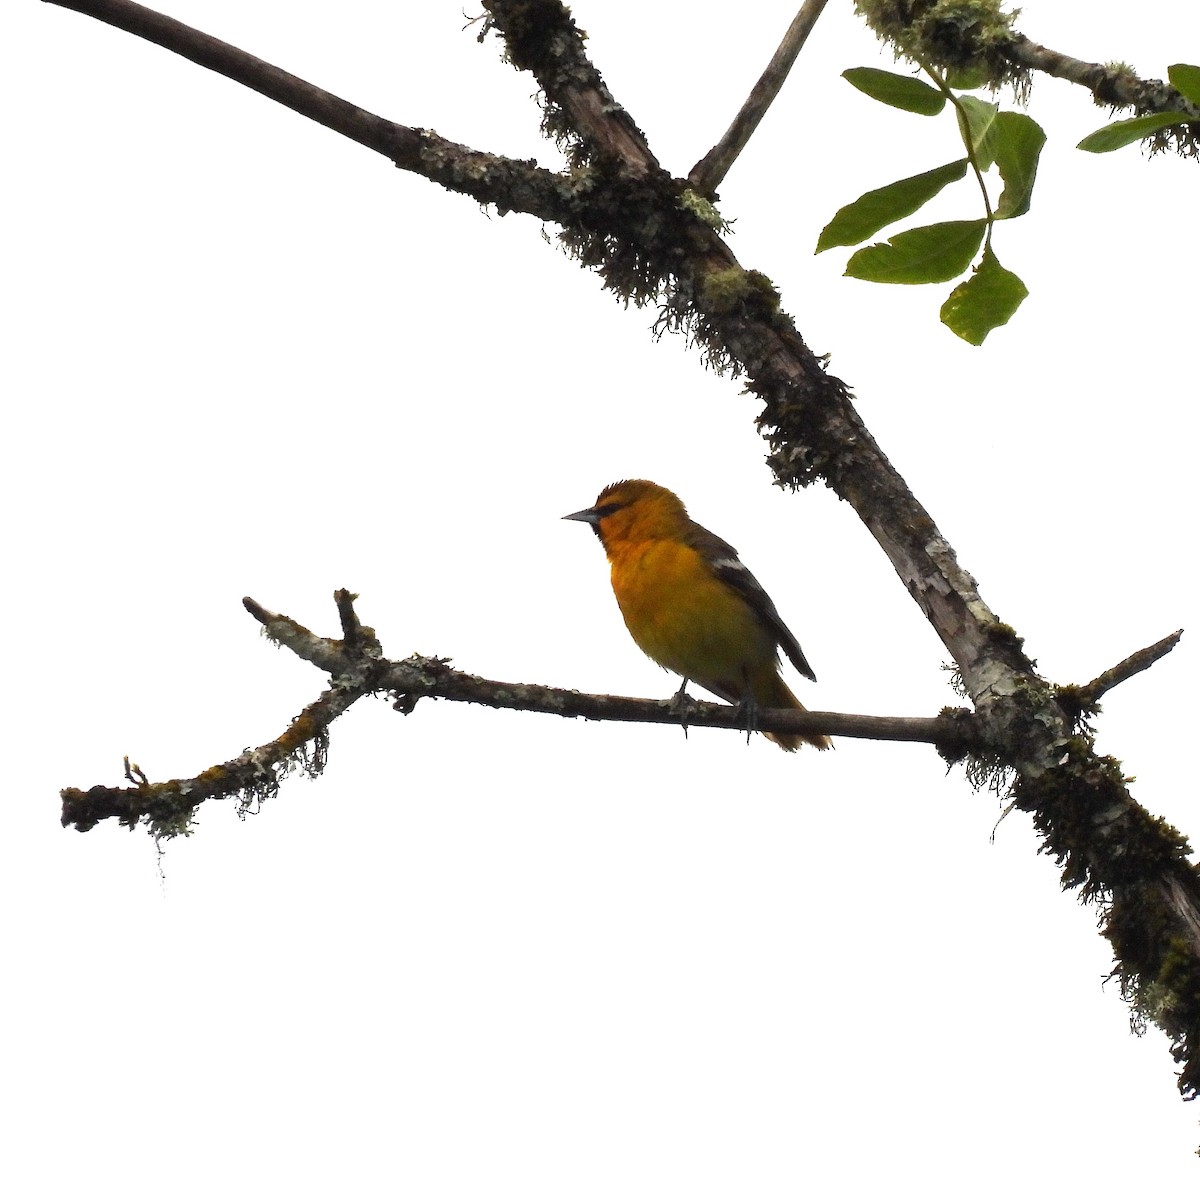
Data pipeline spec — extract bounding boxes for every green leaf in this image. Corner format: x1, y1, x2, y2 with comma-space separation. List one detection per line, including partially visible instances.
1168, 63, 1200, 106
940, 249, 1028, 344
846, 219, 986, 285
816, 160, 969, 252
955, 96, 999, 169
842, 67, 946, 115
944, 66, 990, 91
1077, 111, 1190, 152
991, 112, 1046, 219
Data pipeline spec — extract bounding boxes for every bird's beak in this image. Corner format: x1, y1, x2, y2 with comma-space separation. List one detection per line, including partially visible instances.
562, 506, 601, 525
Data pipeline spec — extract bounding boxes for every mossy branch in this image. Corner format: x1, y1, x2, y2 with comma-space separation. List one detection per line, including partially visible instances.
60, 684, 360, 837
62, 595, 1183, 849
59, 589, 996, 837
853, 0, 1200, 156
1013, 748, 1200, 1099
1005, 35, 1200, 120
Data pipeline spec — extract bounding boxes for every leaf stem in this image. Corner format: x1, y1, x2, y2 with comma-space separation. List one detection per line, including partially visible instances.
921, 60, 995, 249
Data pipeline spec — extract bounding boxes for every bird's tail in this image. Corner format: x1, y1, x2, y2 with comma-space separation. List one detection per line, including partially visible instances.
756, 671, 832, 752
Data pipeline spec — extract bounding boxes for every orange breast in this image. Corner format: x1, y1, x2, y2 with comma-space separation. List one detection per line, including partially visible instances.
609, 538, 777, 694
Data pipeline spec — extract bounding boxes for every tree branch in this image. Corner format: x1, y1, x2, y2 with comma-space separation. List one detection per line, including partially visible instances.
478, 0, 660, 171
851, 0, 1199, 153
1004, 33, 1200, 123
60, 682, 363, 834
59, 589, 976, 834
41, 0, 586, 219
1081, 629, 1184, 705
689, 0, 831, 195
250, 592, 974, 746
63, 593, 1184, 839
376, 659, 966, 747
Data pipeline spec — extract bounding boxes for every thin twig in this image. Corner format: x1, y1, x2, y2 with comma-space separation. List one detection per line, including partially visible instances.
689, 0, 831, 194
1081, 629, 1184, 704
380, 655, 968, 746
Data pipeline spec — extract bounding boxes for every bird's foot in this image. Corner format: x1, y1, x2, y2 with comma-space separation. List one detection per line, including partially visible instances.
734, 697, 760, 746
668, 679, 697, 739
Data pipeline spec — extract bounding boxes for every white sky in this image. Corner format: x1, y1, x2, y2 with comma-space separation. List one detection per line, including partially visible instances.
4, 0, 1199, 1193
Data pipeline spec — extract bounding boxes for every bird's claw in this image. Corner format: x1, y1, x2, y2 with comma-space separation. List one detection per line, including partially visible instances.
735, 697, 759, 746
668, 679, 698, 739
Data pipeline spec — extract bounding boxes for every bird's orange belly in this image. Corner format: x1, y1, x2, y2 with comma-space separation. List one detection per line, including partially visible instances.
611, 540, 775, 691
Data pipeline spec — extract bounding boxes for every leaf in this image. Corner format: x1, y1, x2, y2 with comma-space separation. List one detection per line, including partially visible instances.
816, 160, 969, 252
955, 96, 999, 169
1077, 111, 1190, 152
991, 112, 1046, 219
940, 249, 1028, 344
944, 66, 990, 91
842, 67, 946, 115
1168, 63, 1200, 107
846, 219, 986, 285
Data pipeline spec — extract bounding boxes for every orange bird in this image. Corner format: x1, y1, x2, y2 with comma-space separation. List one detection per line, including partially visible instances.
565, 479, 830, 751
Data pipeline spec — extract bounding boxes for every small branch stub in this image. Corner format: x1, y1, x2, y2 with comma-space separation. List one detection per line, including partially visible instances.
1082, 630, 1183, 705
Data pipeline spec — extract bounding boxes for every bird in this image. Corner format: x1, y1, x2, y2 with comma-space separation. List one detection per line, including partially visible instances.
564, 479, 830, 751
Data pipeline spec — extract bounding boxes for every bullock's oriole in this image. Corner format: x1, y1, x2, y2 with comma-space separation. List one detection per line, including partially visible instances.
564, 479, 830, 751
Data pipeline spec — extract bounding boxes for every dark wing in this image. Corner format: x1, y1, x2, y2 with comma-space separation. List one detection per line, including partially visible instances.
687, 522, 818, 682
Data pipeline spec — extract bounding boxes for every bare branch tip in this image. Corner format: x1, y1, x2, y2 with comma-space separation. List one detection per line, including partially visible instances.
243, 596, 271, 624
688, 0, 831, 193
1080, 628, 1185, 704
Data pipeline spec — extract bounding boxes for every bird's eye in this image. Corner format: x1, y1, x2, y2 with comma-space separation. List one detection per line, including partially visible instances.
593, 502, 623, 518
